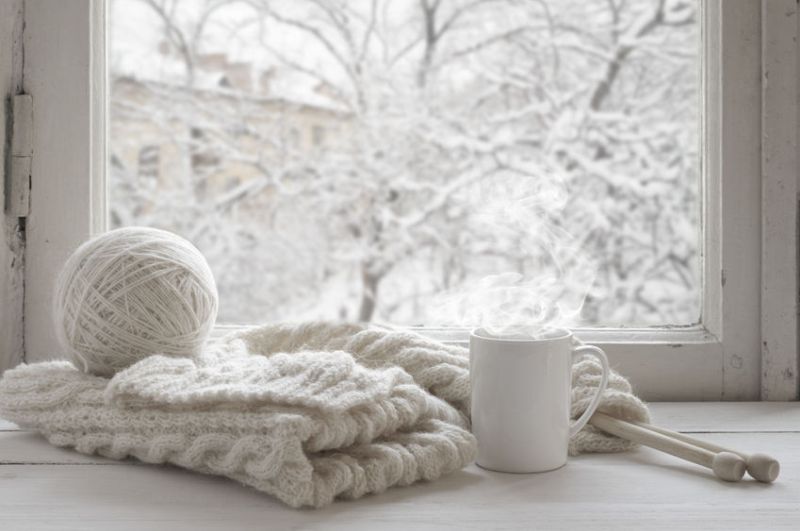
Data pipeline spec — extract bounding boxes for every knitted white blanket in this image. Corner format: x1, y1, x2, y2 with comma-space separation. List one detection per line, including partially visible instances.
0, 322, 649, 508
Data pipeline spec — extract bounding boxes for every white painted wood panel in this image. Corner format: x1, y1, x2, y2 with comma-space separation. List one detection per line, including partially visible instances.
705, 0, 763, 399
646, 401, 800, 432
760, 0, 799, 401
0, 0, 25, 375
0, 431, 117, 465
0, 418, 20, 431
23, 0, 106, 365
0, 432, 796, 530
1, 404, 797, 530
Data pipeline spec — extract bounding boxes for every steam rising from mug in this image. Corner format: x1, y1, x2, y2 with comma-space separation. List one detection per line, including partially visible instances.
434, 170, 596, 337
54, 227, 218, 377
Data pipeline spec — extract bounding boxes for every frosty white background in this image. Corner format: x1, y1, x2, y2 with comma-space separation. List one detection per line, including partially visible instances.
109, 0, 699, 328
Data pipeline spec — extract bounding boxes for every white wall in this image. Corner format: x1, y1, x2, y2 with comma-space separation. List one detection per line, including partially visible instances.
0, 0, 25, 373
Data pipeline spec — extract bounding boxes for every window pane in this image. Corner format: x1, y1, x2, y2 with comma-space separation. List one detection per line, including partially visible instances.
109, 0, 700, 328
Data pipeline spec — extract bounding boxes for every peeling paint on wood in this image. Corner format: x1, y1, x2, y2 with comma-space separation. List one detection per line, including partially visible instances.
1, 0, 26, 374
23, 0, 106, 363
1, 221, 24, 373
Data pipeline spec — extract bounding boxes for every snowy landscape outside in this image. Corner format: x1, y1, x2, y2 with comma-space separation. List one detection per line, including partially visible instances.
109, 0, 700, 329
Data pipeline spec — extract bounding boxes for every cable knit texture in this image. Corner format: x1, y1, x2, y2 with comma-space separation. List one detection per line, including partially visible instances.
0, 322, 648, 508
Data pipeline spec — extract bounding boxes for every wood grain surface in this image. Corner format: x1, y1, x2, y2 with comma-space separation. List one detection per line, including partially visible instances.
0, 403, 798, 530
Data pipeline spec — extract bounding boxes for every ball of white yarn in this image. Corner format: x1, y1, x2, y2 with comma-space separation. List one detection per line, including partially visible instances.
54, 227, 219, 377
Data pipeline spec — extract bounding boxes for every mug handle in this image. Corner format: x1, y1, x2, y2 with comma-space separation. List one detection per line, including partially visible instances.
569, 345, 610, 437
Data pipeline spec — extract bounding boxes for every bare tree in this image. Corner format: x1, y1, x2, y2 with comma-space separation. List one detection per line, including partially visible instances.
109, 0, 700, 326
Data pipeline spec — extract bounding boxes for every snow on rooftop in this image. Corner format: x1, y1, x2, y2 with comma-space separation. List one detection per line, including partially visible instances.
110, 0, 348, 111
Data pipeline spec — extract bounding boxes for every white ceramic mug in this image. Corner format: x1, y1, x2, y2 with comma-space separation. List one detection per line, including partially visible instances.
469, 327, 610, 473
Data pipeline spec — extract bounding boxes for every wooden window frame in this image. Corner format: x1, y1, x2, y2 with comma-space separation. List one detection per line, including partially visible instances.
15, 0, 799, 400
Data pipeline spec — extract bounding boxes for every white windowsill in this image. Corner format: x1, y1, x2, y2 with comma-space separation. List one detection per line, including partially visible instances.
210, 324, 726, 401
1, 402, 798, 530
211, 323, 714, 343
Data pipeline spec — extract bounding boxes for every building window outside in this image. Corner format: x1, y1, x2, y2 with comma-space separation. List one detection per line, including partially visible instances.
137, 145, 160, 181
312, 125, 326, 148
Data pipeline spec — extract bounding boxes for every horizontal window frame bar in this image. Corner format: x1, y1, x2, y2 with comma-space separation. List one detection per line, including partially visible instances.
212, 323, 724, 401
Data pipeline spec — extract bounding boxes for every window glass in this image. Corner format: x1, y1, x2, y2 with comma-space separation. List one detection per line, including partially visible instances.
109, 0, 700, 327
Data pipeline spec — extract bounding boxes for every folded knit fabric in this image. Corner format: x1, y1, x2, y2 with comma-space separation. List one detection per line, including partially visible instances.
0, 322, 648, 508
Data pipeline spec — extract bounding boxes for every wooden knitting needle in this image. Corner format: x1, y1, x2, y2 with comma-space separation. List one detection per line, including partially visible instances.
589, 412, 746, 482
630, 419, 780, 483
